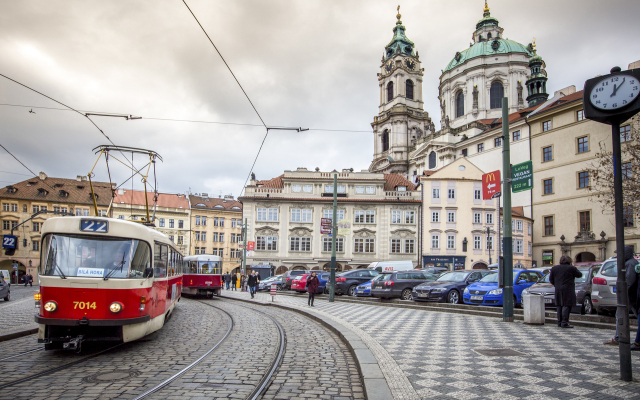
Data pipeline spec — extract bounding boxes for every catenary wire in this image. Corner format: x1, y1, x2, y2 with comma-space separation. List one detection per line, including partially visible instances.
0, 170, 32, 176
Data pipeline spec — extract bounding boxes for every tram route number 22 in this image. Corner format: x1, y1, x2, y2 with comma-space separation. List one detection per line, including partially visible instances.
73, 301, 97, 310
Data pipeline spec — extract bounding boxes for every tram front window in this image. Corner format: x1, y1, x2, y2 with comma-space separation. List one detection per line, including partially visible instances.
41, 234, 151, 279
199, 261, 221, 274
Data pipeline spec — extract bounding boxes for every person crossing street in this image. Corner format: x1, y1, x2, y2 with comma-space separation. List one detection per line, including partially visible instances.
231, 273, 237, 291
247, 271, 259, 299
306, 271, 320, 307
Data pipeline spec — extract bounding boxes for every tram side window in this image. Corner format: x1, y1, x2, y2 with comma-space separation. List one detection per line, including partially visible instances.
154, 243, 167, 278
130, 241, 151, 278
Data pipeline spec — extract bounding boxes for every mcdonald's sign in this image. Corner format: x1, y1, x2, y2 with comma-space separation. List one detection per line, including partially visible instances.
482, 170, 501, 200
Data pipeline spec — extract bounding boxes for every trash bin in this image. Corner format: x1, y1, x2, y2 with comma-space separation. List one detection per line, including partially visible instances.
523, 294, 545, 325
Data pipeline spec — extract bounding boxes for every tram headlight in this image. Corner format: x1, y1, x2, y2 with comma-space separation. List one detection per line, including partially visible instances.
109, 302, 123, 313
44, 301, 57, 312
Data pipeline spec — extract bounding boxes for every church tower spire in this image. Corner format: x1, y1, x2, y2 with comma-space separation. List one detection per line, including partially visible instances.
525, 39, 549, 107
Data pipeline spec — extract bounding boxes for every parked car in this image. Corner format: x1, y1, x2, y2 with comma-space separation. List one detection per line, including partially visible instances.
258, 275, 282, 291
291, 273, 317, 292
0, 276, 10, 301
420, 267, 449, 276
463, 269, 543, 307
355, 274, 385, 297
371, 271, 438, 300
529, 266, 552, 276
591, 257, 621, 315
367, 260, 414, 273
334, 269, 379, 296
282, 270, 311, 290
317, 273, 331, 294
521, 264, 600, 314
413, 270, 493, 304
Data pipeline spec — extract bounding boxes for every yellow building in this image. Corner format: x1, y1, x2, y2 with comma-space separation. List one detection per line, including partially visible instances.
189, 194, 243, 274
0, 173, 112, 282
530, 89, 640, 267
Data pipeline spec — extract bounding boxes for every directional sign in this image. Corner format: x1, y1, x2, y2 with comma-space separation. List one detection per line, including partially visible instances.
511, 161, 533, 193
321, 226, 332, 235
482, 170, 501, 200
2, 235, 17, 249
321, 217, 332, 227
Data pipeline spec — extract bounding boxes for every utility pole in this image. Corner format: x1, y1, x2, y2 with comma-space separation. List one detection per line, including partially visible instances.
329, 174, 337, 302
501, 97, 514, 322
486, 226, 492, 265
242, 218, 248, 276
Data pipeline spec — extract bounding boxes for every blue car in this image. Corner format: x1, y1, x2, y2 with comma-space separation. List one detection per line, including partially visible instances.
354, 275, 384, 297
317, 273, 331, 294
463, 269, 543, 306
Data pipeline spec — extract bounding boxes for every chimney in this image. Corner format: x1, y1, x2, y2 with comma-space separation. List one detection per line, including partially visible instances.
224, 194, 234, 201
296, 167, 308, 171
38, 172, 47, 181
76, 175, 83, 182
202, 192, 208, 198
118, 189, 124, 195
81, 176, 87, 182
553, 85, 576, 97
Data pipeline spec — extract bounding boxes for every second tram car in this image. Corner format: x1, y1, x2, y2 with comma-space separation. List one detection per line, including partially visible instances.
182, 254, 222, 297
35, 216, 183, 350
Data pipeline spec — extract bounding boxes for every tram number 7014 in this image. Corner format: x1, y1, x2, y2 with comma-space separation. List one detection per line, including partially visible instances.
73, 301, 97, 310
80, 220, 108, 233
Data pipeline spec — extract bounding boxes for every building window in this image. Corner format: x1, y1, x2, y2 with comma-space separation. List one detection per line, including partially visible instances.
231, 233, 236, 243
542, 146, 553, 162
405, 239, 415, 253
512, 130, 521, 141
473, 189, 481, 200
382, 130, 389, 152
257, 208, 278, 221
33, 241, 39, 251
486, 213, 493, 224
473, 213, 481, 224
354, 238, 375, 253
623, 206, 634, 228
577, 110, 584, 121
356, 186, 364, 194
2, 220, 10, 230
289, 237, 310, 252
448, 189, 455, 199
579, 211, 591, 232
169, 235, 174, 243
528, 223, 532, 235
516, 220, 523, 231
323, 209, 345, 221
195, 216, 200, 225
201, 232, 206, 241
461, 148, 468, 157
622, 162, 632, 180
158, 218, 165, 227
542, 250, 554, 266
391, 239, 402, 253
257, 236, 278, 251
406, 80, 414, 100
447, 235, 455, 249
577, 136, 589, 153
490, 82, 504, 109
621, 125, 631, 142
473, 236, 481, 250
428, 151, 437, 169
431, 211, 440, 223
32, 222, 40, 232
355, 210, 375, 224
456, 91, 464, 118
231, 219, 236, 228
543, 179, 553, 195
366, 186, 375, 194
2, 204, 8, 212
291, 208, 312, 222
213, 232, 218, 242
323, 237, 344, 252
195, 231, 200, 241
544, 216, 554, 236
392, 210, 402, 224
431, 235, 439, 249
292, 184, 301, 192
213, 217, 219, 226
53, 206, 60, 213
303, 185, 312, 193
202, 216, 207, 226
494, 137, 502, 147
169, 219, 174, 228
178, 220, 184, 229
447, 212, 455, 223
528, 242, 532, 256
33, 205, 40, 213
405, 211, 415, 224
325, 185, 345, 193
477, 143, 484, 152
578, 171, 590, 188
118, 215, 124, 220
387, 81, 394, 103
515, 240, 523, 254
432, 188, 440, 199
542, 120, 551, 132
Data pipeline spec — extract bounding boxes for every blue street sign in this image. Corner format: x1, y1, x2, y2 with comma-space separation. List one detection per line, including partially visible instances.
2, 235, 17, 249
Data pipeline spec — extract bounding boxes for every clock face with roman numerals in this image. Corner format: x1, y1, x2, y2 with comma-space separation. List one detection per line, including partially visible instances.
589, 74, 640, 110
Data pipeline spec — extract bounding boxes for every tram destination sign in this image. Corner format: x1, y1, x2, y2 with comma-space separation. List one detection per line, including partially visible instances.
511, 161, 533, 193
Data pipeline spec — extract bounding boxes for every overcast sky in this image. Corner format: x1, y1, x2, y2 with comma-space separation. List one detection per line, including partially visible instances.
1, 0, 639, 199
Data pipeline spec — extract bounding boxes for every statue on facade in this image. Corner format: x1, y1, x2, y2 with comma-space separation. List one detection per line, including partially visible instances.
472, 85, 479, 109
517, 80, 524, 107
444, 115, 450, 129
251, 172, 256, 181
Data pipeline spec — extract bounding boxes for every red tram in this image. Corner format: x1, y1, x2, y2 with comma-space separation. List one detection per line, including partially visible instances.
182, 255, 222, 297
35, 216, 183, 350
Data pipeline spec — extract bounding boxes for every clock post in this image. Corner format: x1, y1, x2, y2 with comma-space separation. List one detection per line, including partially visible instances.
584, 66, 640, 382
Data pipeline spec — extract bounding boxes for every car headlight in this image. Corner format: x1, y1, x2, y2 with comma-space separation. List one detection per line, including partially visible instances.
488, 289, 503, 295
44, 301, 57, 312
109, 302, 123, 313
463, 287, 469, 294
522, 289, 530, 295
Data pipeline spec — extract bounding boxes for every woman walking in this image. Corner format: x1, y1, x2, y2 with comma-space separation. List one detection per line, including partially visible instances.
231, 273, 237, 291
306, 272, 320, 307
549, 255, 582, 328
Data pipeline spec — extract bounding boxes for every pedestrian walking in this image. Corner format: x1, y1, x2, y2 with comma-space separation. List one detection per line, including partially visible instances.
247, 272, 259, 299
549, 255, 582, 328
28, 274, 33, 287
231, 273, 237, 291
22, 274, 29, 287
306, 271, 320, 307
223, 273, 230, 290
604, 245, 639, 345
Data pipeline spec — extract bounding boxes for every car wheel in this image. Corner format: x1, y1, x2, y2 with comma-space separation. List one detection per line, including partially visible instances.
348, 285, 357, 297
447, 290, 460, 304
3, 292, 9, 301
401, 288, 412, 300
514, 295, 520, 308
583, 296, 593, 315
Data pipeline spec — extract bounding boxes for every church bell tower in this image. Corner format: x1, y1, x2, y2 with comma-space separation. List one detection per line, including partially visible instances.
369, 6, 433, 175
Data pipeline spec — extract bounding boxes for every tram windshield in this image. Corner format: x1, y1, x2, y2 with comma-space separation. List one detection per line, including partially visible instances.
41, 234, 151, 279
199, 261, 221, 274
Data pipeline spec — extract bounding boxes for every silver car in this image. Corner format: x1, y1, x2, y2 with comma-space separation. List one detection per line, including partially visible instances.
592, 258, 620, 314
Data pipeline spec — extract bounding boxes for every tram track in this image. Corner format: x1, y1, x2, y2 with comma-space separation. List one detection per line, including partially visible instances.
0, 347, 43, 361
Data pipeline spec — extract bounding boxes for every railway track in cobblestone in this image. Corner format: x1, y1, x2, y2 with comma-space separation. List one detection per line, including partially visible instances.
0, 347, 43, 361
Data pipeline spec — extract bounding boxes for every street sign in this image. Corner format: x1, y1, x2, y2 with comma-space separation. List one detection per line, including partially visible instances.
321, 227, 332, 234
2, 235, 17, 249
337, 219, 351, 235
247, 241, 255, 251
482, 170, 501, 200
511, 161, 533, 193
321, 218, 332, 227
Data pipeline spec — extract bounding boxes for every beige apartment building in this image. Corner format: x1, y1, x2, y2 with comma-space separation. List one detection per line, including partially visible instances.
530, 90, 640, 267
112, 189, 191, 255
0, 173, 112, 282
240, 168, 421, 274
188, 194, 243, 274
420, 158, 533, 270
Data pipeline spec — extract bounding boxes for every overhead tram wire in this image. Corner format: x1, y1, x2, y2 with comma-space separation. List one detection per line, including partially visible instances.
0, 75, 157, 192
0, 143, 61, 192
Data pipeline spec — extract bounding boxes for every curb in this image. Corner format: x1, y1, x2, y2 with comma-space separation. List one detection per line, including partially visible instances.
0, 328, 38, 343
220, 295, 391, 400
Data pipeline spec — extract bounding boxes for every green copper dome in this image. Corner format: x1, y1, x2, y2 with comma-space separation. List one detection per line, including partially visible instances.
384, 8, 415, 60
443, 38, 533, 73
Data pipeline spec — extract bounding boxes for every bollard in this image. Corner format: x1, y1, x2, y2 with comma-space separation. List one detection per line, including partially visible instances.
523, 294, 545, 325
270, 283, 277, 302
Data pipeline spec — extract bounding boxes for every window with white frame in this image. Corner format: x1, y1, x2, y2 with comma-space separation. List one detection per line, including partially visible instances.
202, 216, 207, 226
431, 211, 440, 223
292, 184, 302, 192
397, 186, 407, 191
303, 184, 312, 193
118, 215, 124, 220
323, 237, 344, 252
486, 236, 493, 250
354, 238, 375, 253
201, 232, 206, 241
391, 239, 402, 253
392, 211, 402, 224
448, 189, 455, 199
447, 235, 455, 249
516, 220, 523, 231
213, 217, 219, 226
486, 213, 493, 224
325, 185, 346, 193
195, 216, 201, 225
447, 212, 455, 223
195, 231, 200, 241
231, 219, 236, 228
354, 210, 375, 223
290, 237, 311, 252
404, 239, 415, 253
528, 223, 532, 235
366, 186, 375, 194
515, 240, 523, 254
432, 188, 440, 199
159, 218, 165, 227
528, 242, 532, 256
405, 211, 415, 224
219, 233, 224, 242
169, 219, 174, 228
431, 235, 440, 249
291, 208, 312, 222
356, 186, 364, 194
256, 236, 278, 251
213, 232, 218, 242
474, 213, 481, 224
257, 207, 278, 221
323, 209, 345, 220
474, 236, 481, 250
474, 189, 481, 200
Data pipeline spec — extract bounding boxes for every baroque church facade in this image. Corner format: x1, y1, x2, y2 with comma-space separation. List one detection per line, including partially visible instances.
369, 2, 549, 210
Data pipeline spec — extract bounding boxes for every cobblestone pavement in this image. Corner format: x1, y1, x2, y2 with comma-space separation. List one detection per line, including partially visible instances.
0, 284, 39, 305
224, 290, 640, 400
0, 286, 39, 336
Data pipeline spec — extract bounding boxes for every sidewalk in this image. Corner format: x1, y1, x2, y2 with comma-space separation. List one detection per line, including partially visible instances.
222, 289, 640, 400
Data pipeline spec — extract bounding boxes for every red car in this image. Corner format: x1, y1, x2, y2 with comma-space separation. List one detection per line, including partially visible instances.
290, 273, 313, 292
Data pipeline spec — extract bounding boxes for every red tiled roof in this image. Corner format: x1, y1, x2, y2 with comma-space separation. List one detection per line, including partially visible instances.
189, 195, 242, 211
2, 176, 113, 206
113, 189, 189, 209
480, 105, 539, 133
534, 90, 584, 115
257, 175, 284, 188
383, 174, 416, 191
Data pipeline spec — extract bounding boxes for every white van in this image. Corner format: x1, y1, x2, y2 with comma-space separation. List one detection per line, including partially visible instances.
367, 260, 415, 273
0, 270, 9, 281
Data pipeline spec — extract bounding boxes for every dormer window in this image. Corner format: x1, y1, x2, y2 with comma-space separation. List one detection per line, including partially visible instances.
214, 205, 223, 208
59, 190, 69, 198
6, 186, 17, 194
37, 188, 48, 196
77, 185, 84, 190
232, 206, 241, 210
397, 186, 407, 192
54, 183, 64, 188
89, 193, 98, 200
196, 203, 206, 206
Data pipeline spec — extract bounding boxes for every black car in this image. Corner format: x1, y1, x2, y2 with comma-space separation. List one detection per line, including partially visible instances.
334, 269, 379, 296
282, 270, 311, 290
0, 276, 10, 301
371, 271, 438, 300
420, 267, 449, 276
412, 270, 492, 304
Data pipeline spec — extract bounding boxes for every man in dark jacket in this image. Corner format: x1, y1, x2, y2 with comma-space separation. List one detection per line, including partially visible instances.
231, 273, 237, 291
604, 245, 639, 345
223, 273, 230, 290
247, 272, 258, 299
549, 255, 582, 328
